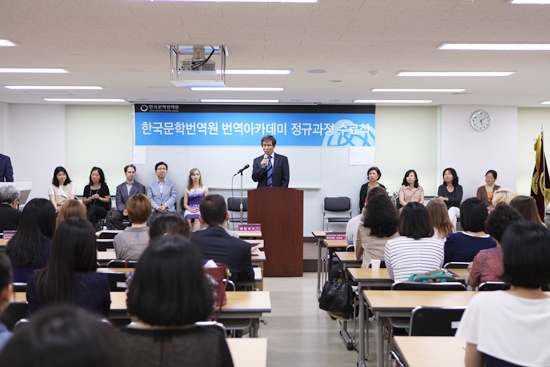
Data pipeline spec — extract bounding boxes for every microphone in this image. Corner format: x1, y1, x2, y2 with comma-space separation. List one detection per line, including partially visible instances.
234, 164, 250, 176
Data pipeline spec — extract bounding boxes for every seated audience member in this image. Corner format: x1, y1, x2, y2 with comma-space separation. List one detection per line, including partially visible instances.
426, 198, 455, 241
56, 199, 86, 227
398, 169, 424, 209
510, 195, 545, 225
82, 167, 111, 226
0, 254, 13, 351
476, 170, 500, 210
444, 197, 496, 264
0, 305, 124, 367
0, 185, 21, 234
468, 204, 523, 288
457, 222, 550, 367
113, 194, 152, 261
358, 166, 386, 211
183, 168, 209, 232
491, 188, 517, 206
147, 162, 177, 217
117, 236, 233, 367
356, 194, 399, 267
437, 167, 463, 228
110, 164, 146, 230
6, 198, 55, 282
48, 166, 76, 212
149, 212, 191, 241
385, 202, 444, 283
191, 194, 254, 283
346, 186, 386, 247
26, 217, 110, 317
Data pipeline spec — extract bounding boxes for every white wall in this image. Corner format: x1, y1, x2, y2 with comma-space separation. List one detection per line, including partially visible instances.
5, 104, 66, 200
65, 105, 134, 193
440, 105, 518, 200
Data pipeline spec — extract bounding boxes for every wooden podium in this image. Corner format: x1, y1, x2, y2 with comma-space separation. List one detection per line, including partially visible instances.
248, 187, 303, 277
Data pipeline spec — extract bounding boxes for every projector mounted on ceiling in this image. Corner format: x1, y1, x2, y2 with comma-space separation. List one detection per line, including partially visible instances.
169, 44, 228, 88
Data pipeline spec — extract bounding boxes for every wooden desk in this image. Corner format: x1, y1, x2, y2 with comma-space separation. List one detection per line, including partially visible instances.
97, 251, 116, 266
245, 239, 264, 249
227, 338, 267, 367
14, 291, 271, 338
365, 290, 476, 367
0, 239, 8, 246
251, 251, 266, 266
394, 336, 464, 367
237, 231, 262, 238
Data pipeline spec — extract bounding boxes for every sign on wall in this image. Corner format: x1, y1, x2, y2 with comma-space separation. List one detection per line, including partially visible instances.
134, 104, 375, 147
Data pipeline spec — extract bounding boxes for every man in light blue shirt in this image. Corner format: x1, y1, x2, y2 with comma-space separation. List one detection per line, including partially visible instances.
147, 161, 177, 217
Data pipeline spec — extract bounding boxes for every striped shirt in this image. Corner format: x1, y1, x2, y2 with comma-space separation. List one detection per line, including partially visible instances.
384, 236, 444, 283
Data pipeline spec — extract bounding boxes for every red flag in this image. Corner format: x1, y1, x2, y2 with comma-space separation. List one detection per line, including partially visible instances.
530, 132, 550, 220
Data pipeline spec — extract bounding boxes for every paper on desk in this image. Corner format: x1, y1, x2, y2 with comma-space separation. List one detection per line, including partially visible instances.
251, 246, 261, 255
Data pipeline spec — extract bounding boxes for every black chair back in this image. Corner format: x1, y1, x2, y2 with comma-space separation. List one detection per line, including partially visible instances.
409, 306, 466, 336
13, 282, 26, 292
98, 232, 117, 240
107, 260, 138, 268
367, 260, 386, 268
391, 282, 466, 291
478, 282, 511, 291
443, 262, 470, 269
104, 272, 128, 292
96, 239, 114, 251
1, 302, 29, 331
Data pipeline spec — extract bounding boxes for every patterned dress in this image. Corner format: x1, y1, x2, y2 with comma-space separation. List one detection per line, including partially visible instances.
184, 187, 206, 219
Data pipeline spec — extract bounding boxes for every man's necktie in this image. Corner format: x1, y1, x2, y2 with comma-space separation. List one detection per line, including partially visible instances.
267, 156, 273, 187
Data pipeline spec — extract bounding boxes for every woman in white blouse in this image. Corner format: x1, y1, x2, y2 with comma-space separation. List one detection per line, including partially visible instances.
457, 222, 550, 367
48, 166, 76, 212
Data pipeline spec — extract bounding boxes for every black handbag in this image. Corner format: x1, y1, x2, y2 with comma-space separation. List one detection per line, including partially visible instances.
319, 270, 354, 319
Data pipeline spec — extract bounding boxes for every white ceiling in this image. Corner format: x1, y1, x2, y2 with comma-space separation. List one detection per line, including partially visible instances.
1, 0, 550, 106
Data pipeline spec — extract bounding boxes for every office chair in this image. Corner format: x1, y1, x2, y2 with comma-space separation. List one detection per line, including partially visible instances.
323, 196, 352, 231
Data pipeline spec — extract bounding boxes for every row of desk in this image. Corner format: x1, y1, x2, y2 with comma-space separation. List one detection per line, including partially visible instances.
311, 231, 471, 367
13, 289, 271, 338
348, 266, 469, 367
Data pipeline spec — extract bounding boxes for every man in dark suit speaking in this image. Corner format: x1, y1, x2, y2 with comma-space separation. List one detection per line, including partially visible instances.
0, 154, 13, 182
251, 135, 289, 188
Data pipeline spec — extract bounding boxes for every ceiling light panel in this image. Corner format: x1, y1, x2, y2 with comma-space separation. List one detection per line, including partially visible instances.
138, 0, 316, 2
354, 100, 433, 104
0, 40, 16, 47
397, 72, 515, 77
218, 70, 292, 75
440, 43, 550, 51
191, 87, 284, 91
6, 86, 102, 90
371, 88, 465, 93
511, 0, 550, 4
0, 68, 68, 74
200, 99, 279, 103
44, 98, 126, 102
